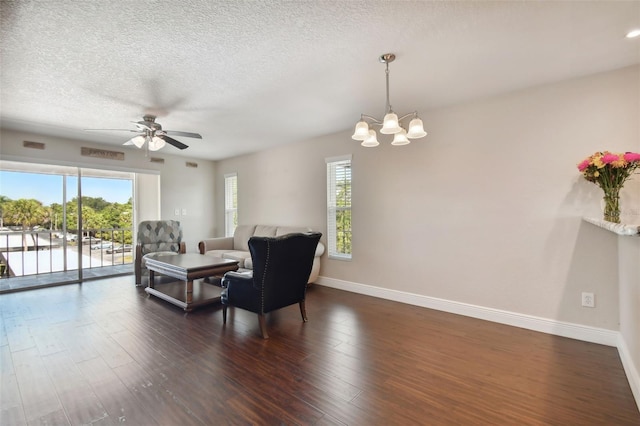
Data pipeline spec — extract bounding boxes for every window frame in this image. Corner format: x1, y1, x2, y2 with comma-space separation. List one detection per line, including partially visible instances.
224, 173, 238, 237
326, 155, 352, 260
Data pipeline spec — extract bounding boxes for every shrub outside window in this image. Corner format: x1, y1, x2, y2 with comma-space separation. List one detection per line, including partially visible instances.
326, 156, 351, 260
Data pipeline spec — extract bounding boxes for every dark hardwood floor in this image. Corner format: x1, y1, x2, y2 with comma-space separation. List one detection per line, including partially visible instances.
1, 277, 638, 425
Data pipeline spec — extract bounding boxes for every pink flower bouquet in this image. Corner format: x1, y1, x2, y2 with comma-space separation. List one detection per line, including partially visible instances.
577, 151, 640, 223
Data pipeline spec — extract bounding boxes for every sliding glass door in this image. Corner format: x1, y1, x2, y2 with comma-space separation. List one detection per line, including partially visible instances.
0, 160, 134, 292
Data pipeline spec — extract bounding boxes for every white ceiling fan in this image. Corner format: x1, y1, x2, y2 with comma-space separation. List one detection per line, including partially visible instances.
85, 114, 202, 151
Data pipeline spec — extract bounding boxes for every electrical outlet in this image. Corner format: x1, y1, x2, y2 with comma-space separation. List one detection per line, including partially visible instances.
581, 292, 595, 308
174, 208, 180, 216
181, 208, 187, 216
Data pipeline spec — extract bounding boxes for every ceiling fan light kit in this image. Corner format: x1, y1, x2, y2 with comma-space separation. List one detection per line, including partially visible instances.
85, 114, 202, 152
129, 135, 146, 148
352, 53, 427, 147
147, 136, 167, 151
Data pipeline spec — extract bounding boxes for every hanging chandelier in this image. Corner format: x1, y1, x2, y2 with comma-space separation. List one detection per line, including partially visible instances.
351, 53, 427, 147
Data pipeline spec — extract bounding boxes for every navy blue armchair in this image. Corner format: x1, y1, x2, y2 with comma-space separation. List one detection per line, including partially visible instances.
221, 232, 322, 338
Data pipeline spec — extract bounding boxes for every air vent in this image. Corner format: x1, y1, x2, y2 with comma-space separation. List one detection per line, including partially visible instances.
23, 141, 45, 150
81, 147, 124, 160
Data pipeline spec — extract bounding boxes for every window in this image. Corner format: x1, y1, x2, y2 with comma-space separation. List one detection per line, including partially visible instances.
326, 155, 352, 260
224, 173, 238, 237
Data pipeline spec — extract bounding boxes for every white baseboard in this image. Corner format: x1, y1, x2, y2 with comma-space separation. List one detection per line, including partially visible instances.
315, 276, 639, 412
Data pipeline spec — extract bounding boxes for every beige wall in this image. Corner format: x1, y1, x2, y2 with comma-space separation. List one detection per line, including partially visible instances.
215, 65, 640, 328
0, 129, 216, 252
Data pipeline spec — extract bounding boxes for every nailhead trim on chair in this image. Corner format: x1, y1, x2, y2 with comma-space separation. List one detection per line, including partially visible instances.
260, 239, 270, 314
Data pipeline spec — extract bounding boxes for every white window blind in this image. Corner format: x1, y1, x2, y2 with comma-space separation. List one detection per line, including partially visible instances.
224, 173, 238, 237
326, 155, 352, 260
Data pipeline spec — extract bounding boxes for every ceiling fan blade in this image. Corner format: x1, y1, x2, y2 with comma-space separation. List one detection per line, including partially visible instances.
160, 135, 189, 150
84, 129, 140, 133
163, 130, 202, 139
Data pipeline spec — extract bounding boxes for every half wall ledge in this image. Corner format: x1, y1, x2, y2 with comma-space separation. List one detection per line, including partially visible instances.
583, 217, 640, 236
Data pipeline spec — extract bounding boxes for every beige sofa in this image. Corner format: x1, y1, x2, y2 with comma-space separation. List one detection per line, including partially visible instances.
198, 224, 325, 283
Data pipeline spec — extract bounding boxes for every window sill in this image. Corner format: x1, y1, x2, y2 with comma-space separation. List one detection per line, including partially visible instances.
328, 254, 352, 261
582, 217, 640, 236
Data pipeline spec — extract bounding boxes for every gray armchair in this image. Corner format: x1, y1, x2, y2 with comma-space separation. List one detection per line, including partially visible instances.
135, 220, 186, 285
221, 232, 322, 338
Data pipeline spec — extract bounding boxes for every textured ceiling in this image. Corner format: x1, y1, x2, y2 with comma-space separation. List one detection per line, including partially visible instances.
1, 1, 639, 161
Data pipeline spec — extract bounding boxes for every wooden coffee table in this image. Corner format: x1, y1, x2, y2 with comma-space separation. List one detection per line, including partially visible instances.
144, 253, 239, 312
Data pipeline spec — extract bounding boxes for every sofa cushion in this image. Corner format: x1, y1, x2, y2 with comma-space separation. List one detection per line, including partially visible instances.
275, 226, 311, 236
233, 225, 256, 251
203, 249, 229, 259
204, 250, 251, 268
254, 225, 278, 238
141, 242, 180, 256
221, 251, 251, 268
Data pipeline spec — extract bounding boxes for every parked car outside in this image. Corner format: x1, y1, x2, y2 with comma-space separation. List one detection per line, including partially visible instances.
106, 244, 132, 254
90, 242, 113, 250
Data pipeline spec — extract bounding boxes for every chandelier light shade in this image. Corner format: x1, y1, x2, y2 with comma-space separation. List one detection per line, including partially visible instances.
352, 53, 427, 147
391, 129, 410, 146
352, 120, 370, 140
361, 129, 380, 147
380, 112, 401, 134
407, 118, 427, 139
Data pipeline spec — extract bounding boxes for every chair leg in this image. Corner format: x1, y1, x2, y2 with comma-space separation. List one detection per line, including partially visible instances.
258, 314, 269, 339
222, 305, 227, 324
299, 301, 308, 322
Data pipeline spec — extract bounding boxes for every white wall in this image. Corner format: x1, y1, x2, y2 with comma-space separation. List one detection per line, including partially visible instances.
157, 157, 216, 251
0, 129, 216, 252
135, 173, 161, 222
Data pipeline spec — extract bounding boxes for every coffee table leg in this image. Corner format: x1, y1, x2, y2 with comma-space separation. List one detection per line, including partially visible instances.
186, 280, 193, 305
149, 270, 155, 288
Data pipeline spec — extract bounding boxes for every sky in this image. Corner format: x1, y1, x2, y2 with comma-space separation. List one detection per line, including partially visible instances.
0, 171, 132, 205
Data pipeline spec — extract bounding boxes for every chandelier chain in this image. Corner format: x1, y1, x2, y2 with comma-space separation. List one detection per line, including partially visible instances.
385, 62, 392, 113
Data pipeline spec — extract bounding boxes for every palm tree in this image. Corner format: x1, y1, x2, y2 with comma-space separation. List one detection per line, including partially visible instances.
3, 199, 46, 250
49, 203, 63, 230
0, 195, 11, 228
